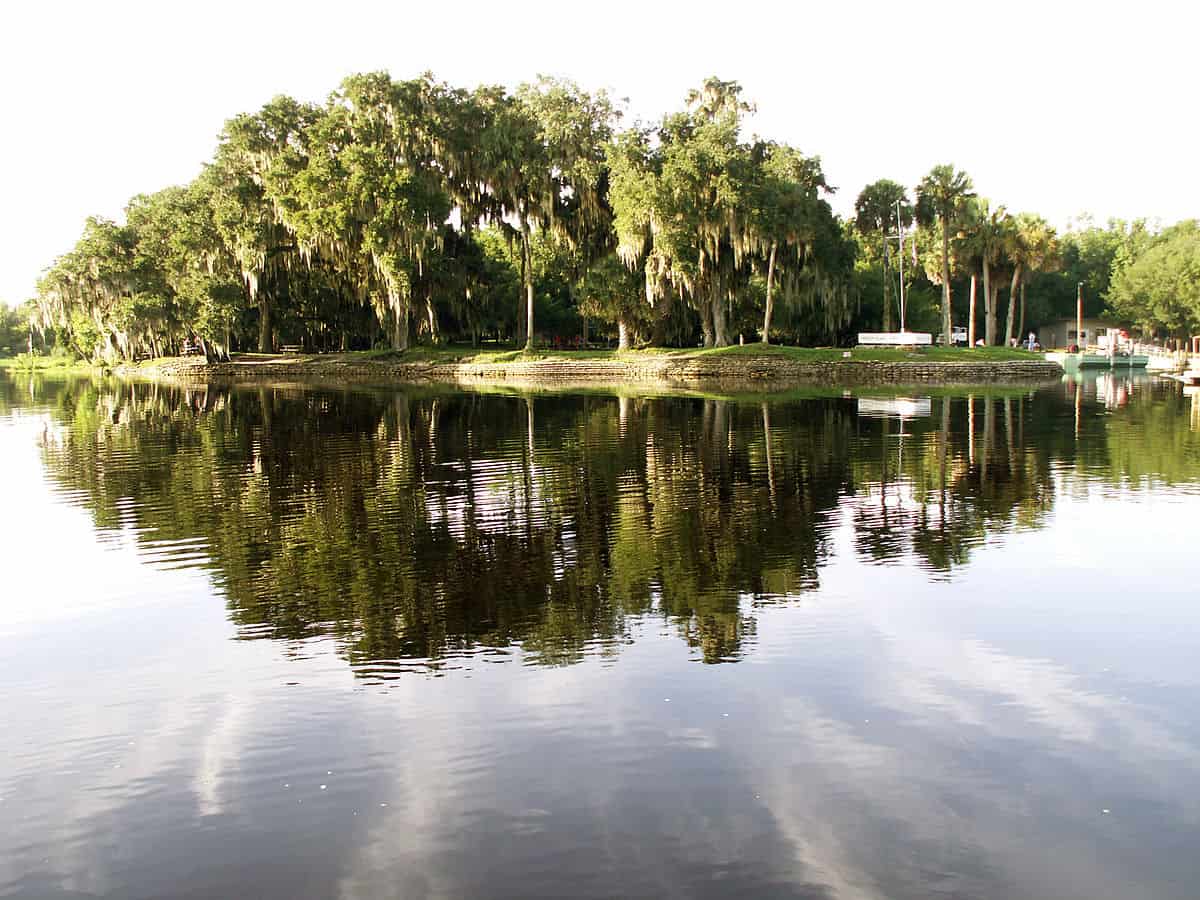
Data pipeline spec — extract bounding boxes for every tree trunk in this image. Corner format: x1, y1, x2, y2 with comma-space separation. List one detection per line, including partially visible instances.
258, 294, 272, 353
711, 283, 729, 347
982, 257, 993, 346
1019, 282, 1027, 341
581, 315, 589, 349
990, 282, 1000, 347
651, 292, 671, 347
968, 273, 977, 348
762, 241, 777, 343
1005, 265, 1022, 346
392, 307, 409, 351
700, 291, 714, 347
617, 317, 630, 351
522, 230, 534, 350
941, 223, 952, 345
425, 289, 439, 344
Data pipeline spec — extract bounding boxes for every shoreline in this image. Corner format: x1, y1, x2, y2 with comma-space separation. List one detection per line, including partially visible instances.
114, 347, 1064, 391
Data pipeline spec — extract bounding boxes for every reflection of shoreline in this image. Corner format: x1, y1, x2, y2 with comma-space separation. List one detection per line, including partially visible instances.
15, 376, 1193, 676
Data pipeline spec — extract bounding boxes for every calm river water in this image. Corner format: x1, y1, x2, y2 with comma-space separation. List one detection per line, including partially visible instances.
1, 372, 1199, 899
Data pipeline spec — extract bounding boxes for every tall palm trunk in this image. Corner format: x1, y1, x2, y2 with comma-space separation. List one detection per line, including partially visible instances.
761, 241, 777, 343
988, 282, 1000, 346
982, 256, 993, 346
521, 228, 535, 350
1005, 264, 1022, 346
1018, 282, 1027, 341
968, 273, 978, 348
941, 221, 952, 346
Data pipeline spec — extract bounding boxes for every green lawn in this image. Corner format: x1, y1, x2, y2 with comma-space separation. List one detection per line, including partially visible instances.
314, 343, 1038, 365
0, 354, 100, 373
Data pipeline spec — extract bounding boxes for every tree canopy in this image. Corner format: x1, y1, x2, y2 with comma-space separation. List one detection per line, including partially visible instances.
17, 72, 1196, 363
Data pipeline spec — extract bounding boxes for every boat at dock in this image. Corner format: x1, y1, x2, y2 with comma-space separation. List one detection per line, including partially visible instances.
1046, 351, 1149, 369
1162, 370, 1200, 385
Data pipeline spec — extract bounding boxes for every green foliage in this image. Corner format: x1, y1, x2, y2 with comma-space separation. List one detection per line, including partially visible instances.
916, 165, 975, 343
609, 79, 852, 348
28, 72, 1194, 358
1025, 218, 1147, 327
578, 253, 649, 347
1107, 220, 1200, 338
0, 303, 32, 356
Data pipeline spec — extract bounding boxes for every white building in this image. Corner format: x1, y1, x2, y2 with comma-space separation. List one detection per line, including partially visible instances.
1036, 318, 1120, 350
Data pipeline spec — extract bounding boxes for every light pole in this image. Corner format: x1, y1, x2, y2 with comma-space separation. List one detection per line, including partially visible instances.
886, 200, 910, 333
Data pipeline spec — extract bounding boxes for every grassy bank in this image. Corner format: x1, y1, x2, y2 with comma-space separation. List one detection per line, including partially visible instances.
334, 343, 1038, 366
0, 355, 101, 374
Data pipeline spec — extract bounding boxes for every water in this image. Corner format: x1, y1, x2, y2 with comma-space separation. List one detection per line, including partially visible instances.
1, 371, 1198, 899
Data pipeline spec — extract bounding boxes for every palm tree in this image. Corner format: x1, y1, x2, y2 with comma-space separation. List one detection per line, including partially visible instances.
855, 179, 912, 332
1003, 214, 1032, 346
955, 199, 984, 347
971, 200, 1010, 346
752, 143, 832, 343
916, 165, 974, 345
1005, 214, 1059, 344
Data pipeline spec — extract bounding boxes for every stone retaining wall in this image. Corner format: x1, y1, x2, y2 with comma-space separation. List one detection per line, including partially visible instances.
129, 355, 1063, 390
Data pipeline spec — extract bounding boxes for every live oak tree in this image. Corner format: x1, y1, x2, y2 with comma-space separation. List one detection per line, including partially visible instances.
514, 77, 618, 349
37, 217, 139, 360
207, 96, 319, 352
610, 78, 755, 347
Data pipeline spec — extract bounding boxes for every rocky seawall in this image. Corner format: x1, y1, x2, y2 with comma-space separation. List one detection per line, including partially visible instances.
126, 353, 1064, 391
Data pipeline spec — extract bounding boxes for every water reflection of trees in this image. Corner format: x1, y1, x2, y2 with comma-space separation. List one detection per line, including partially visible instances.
850, 393, 1057, 575
15, 372, 1196, 673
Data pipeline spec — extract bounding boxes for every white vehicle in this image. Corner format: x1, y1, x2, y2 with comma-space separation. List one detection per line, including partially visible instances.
935, 327, 968, 346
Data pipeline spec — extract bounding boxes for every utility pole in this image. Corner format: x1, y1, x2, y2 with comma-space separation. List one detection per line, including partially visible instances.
1076, 282, 1084, 352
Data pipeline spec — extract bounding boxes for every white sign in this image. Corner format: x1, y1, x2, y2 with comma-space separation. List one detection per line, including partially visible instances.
857, 331, 933, 346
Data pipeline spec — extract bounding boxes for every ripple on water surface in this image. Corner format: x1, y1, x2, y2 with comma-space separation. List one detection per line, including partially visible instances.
2, 372, 1199, 899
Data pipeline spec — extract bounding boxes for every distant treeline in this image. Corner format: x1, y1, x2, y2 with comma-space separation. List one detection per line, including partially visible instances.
7, 73, 1197, 361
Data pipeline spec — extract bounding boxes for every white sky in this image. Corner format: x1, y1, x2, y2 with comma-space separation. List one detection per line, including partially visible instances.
2, 0, 1197, 305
